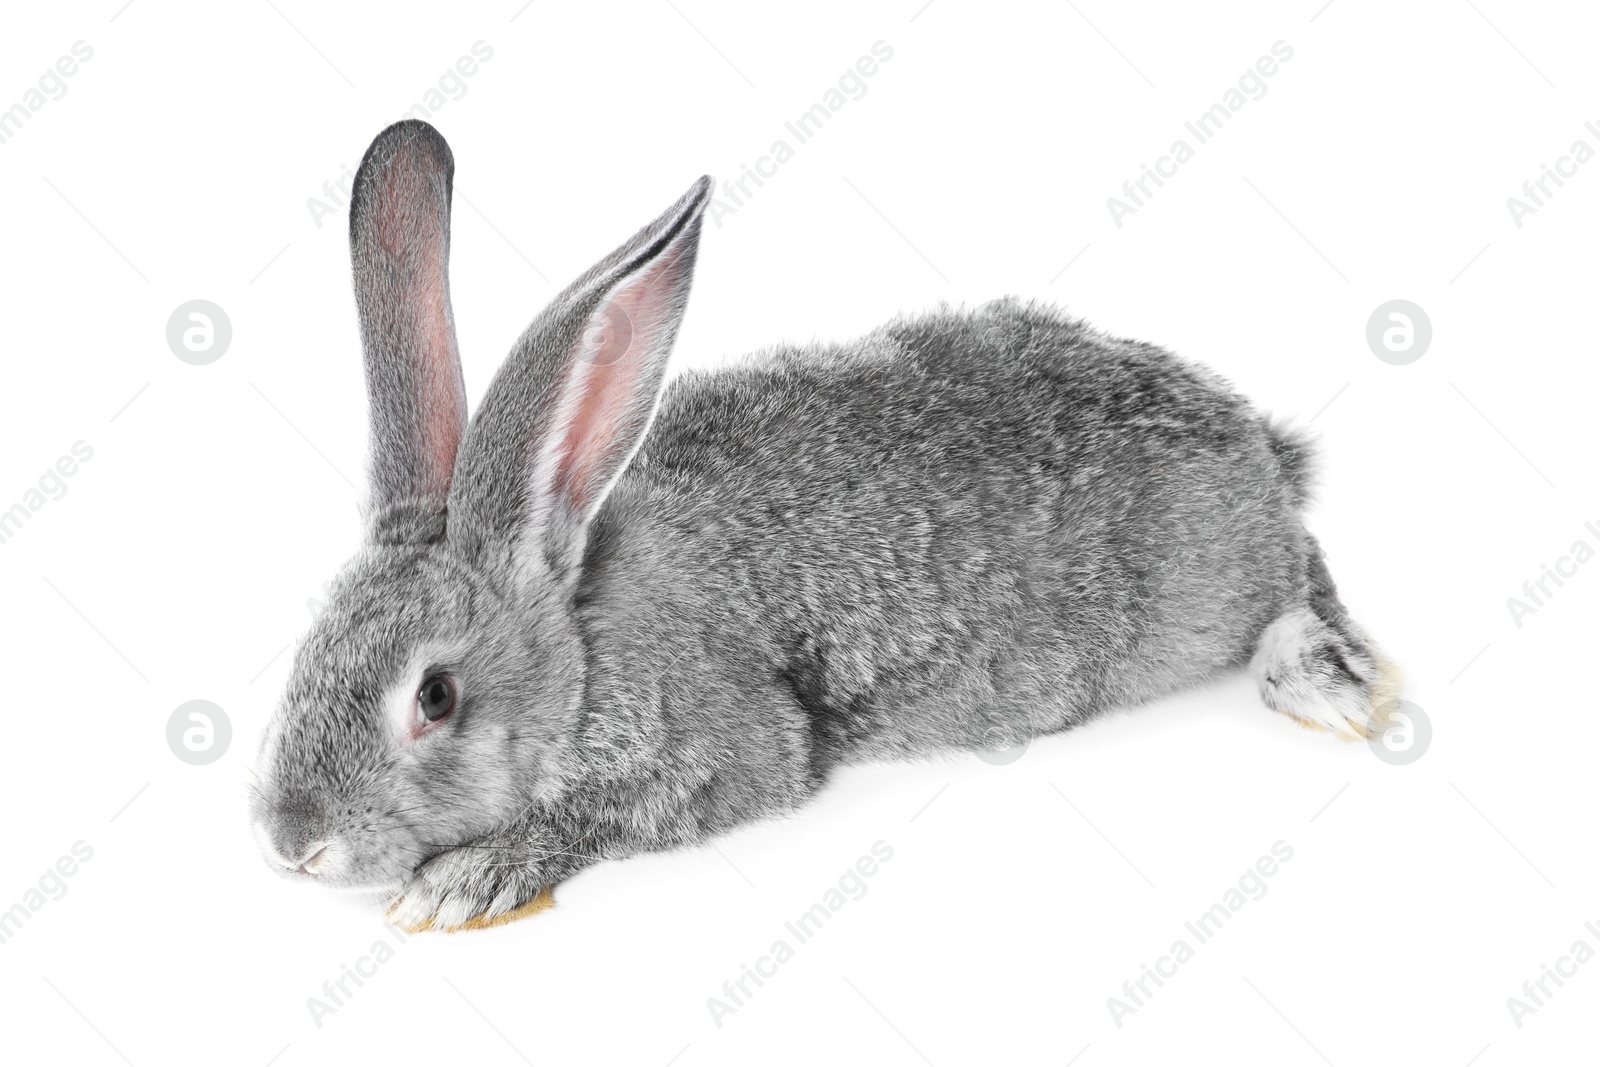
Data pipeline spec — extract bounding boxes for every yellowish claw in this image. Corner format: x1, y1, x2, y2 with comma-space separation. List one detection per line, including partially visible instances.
389, 884, 557, 934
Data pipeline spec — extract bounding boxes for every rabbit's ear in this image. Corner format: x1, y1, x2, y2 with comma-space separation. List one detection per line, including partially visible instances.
348, 120, 468, 542
449, 176, 712, 581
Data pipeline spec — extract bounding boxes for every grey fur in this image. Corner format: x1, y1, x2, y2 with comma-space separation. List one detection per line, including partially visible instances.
348, 121, 467, 544
252, 121, 1392, 926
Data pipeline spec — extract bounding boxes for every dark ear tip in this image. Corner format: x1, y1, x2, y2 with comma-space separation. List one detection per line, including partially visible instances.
354, 120, 455, 189
370, 118, 451, 155
689, 174, 713, 209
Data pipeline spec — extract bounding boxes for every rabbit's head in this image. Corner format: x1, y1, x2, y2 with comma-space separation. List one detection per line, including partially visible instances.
250, 121, 710, 890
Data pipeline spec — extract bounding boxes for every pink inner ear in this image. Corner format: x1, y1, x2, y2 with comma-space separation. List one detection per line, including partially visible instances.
375, 145, 443, 256
375, 149, 463, 497
419, 270, 464, 496
551, 243, 688, 516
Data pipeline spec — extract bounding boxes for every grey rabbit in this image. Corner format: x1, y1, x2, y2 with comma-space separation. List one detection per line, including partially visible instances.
251, 120, 1399, 929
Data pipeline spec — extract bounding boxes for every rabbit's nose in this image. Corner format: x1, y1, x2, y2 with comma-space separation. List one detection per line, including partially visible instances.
263, 828, 332, 875
274, 841, 329, 876
290, 843, 330, 875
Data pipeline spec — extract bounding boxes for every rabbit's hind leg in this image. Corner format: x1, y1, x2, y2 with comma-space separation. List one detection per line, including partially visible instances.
1248, 539, 1401, 741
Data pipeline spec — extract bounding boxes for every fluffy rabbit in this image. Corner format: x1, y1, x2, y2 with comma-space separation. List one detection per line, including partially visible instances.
251, 120, 1398, 929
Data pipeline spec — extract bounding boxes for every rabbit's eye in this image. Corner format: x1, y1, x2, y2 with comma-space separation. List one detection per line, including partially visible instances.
415, 674, 457, 727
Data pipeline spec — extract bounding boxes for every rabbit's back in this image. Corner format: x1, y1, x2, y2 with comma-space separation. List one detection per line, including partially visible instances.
581, 298, 1310, 769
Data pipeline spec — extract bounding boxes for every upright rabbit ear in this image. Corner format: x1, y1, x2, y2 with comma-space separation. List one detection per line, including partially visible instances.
348, 120, 468, 543
448, 176, 712, 583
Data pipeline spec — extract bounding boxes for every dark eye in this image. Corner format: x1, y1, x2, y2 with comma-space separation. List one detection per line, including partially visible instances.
415, 674, 457, 728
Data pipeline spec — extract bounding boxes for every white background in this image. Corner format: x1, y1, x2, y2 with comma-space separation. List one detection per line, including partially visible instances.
0, 1, 1595, 1064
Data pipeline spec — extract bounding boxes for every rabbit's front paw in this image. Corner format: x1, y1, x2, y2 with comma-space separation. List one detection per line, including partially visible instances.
388, 842, 548, 933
